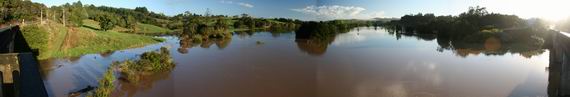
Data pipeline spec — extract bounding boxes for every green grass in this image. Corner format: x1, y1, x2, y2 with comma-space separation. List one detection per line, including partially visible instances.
83, 19, 173, 34
51, 27, 160, 58
21, 20, 162, 60
229, 28, 250, 32
21, 25, 48, 55
135, 23, 173, 34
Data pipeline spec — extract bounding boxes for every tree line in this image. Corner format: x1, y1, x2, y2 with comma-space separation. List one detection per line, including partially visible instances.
383, 6, 552, 42
382, 6, 557, 56
0, 0, 304, 34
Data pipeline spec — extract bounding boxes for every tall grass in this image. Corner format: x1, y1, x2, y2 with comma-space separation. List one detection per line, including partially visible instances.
21, 25, 48, 55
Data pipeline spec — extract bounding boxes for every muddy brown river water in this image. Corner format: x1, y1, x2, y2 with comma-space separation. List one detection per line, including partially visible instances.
40, 27, 550, 97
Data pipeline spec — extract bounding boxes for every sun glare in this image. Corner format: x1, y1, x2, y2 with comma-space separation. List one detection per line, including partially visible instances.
481, 0, 570, 21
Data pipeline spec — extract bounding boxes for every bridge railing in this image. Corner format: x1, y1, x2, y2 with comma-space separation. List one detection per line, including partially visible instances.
0, 26, 46, 97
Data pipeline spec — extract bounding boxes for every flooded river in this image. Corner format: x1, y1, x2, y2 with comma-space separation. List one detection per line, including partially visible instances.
40, 27, 551, 97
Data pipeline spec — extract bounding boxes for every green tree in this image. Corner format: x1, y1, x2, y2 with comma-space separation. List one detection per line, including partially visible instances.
0, 0, 44, 24
123, 15, 137, 32
99, 14, 116, 31
134, 7, 149, 14
68, 1, 88, 27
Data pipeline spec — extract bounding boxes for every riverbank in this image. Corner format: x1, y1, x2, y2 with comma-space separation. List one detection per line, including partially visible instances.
82, 19, 173, 34
21, 20, 164, 60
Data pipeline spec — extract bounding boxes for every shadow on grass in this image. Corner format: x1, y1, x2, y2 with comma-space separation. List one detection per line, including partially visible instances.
82, 25, 100, 30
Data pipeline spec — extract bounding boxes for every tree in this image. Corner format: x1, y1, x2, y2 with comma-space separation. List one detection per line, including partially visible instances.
99, 14, 116, 31
134, 7, 148, 14
1, 0, 44, 24
236, 14, 255, 29
66, 1, 88, 27
123, 15, 137, 32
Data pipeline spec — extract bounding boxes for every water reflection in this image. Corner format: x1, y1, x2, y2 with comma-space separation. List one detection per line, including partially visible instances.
100, 51, 115, 58
383, 27, 548, 58
295, 38, 334, 56
294, 25, 547, 58
39, 27, 558, 97
177, 34, 232, 54
114, 70, 172, 97
40, 41, 172, 97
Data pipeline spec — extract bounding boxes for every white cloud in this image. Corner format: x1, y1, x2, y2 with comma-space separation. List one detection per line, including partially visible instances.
292, 5, 384, 20
220, 0, 233, 4
238, 3, 254, 8
220, 0, 254, 8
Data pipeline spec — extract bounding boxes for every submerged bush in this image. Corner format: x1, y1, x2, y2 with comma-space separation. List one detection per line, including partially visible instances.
117, 47, 174, 72
87, 69, 115, 97
113, 47, 175, 84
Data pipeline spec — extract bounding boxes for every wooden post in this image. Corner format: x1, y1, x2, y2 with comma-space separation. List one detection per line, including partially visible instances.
62, 8, 65, 26
40, 9, 43, 25
46, 10, 49, 22
53, 11, 56, 23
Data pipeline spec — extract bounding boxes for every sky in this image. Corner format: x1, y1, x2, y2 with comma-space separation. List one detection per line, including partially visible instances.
31, 0, 570, 21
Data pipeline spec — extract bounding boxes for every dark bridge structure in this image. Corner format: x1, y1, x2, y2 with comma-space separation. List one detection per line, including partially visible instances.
548, 31, 570, 97
0, 26, 47, 97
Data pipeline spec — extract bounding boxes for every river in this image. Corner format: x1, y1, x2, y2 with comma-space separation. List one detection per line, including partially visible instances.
40, 27, 551, 97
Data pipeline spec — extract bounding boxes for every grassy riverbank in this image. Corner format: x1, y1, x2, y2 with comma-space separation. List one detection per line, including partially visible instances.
82, 19, 173, 34
21, 20, 164, 60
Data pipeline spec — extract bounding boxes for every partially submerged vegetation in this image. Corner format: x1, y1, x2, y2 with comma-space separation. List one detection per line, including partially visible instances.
295, 20, 364, 39
293, 20, 370, 56
178, 35, 232, 54
174, 13, 301, 43
113, 47, 175, 84
69, 47, 174, 97
86, 69, 115, 97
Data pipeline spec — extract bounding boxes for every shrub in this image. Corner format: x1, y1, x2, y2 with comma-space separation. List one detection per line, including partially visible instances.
87, 69, 115, 97
114, 47, 175, 84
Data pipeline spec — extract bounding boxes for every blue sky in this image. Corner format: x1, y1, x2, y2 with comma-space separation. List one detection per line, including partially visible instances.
31, 0, 570, 21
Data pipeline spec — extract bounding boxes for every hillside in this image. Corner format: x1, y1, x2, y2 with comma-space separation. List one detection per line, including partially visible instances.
82, 19, 172, 34
21, 20, 162, 59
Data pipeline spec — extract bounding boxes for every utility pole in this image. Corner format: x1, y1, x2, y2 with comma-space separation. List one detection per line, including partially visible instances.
53, 10, 56, 23
205, 8, 211, 17
46, 9, 49, 23
62, 8, 65, 26
40, 8, 43, 24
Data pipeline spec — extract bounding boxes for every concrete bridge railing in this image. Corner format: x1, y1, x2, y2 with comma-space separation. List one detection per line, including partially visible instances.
0, 26, 47, 97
